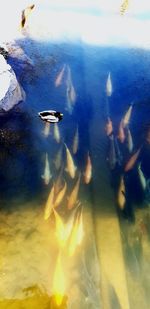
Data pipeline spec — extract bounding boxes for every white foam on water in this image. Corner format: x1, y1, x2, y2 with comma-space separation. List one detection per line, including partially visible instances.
0, 0, 150, 48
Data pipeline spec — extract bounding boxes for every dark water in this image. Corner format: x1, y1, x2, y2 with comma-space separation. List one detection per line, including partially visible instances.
0, 39, 150, 308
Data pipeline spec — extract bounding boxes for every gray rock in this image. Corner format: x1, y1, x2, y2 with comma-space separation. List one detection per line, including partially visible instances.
6, 41, 33, 66
0, 54, 25, 112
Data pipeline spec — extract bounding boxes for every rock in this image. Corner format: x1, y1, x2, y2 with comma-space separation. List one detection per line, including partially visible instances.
0, 54, 25, 112
5, 41, 35, 83
6, 41, 34, 66
0, 44, 8, 59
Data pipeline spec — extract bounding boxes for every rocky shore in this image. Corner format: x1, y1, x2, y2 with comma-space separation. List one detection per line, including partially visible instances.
0, 50, 25, 112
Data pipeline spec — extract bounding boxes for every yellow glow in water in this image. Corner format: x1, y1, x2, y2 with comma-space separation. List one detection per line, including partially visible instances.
53, 209, 67, 248
77, 212, 84, 246
68, 212, 84, 257
52, 253, 65, 306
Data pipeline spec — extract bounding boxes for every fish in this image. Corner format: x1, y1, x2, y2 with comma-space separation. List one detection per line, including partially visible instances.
123, 104, 133, 127
124, 148, 141, 172
106, 72, 112, 97
66, 65, 72, 88
53, 209, 77, 248
70, 84, 76, 104
55, 64, 66, 87
120, 0, 129, 15
54, 166, 64, 196
21, 4, 35, 29
67, 174, 81, 210
66, 85, 76, 114
53, 209, 66, 248
68, 209, 84, 257
66, 65, 76, 113
114, 138, 123, 166
54, 123, 61, 143
138, 164, 146, 191
54, 180, 67, 208
72, 125, 79, 154
68, 215, 79, 256
118, 120, 125, 143
64, 217, 75, 244
54, 205, 80, 248
65, 206, 80, 240
66, 84, 76, 112
76, 210, 84, 246
126, 127, 133, 153
54, 146, 63, 170
84, 152, 92, 184
43, 122, 50, 137
66, 86, 72, 114
64, 143, 76, 179
44, 185, 55, 220
105, 117, 113, 136
41, 153, 52, 185
107, 135, 117, 170
52, 252, 65, 307
66, 89, 72, 113
117, 176, 126, 209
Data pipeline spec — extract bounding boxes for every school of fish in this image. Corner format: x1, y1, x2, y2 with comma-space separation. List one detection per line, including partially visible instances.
105, 73, 148, 215
18, 4, 150, 303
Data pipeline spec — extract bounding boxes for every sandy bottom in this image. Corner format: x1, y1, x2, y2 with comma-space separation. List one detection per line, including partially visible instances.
0, 199, 101, 309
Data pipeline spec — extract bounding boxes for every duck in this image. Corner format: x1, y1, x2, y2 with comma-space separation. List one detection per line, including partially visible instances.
38, 110, 63, 123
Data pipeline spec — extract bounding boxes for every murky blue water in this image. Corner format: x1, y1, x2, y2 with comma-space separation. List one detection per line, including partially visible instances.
0, 38, 150, 308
